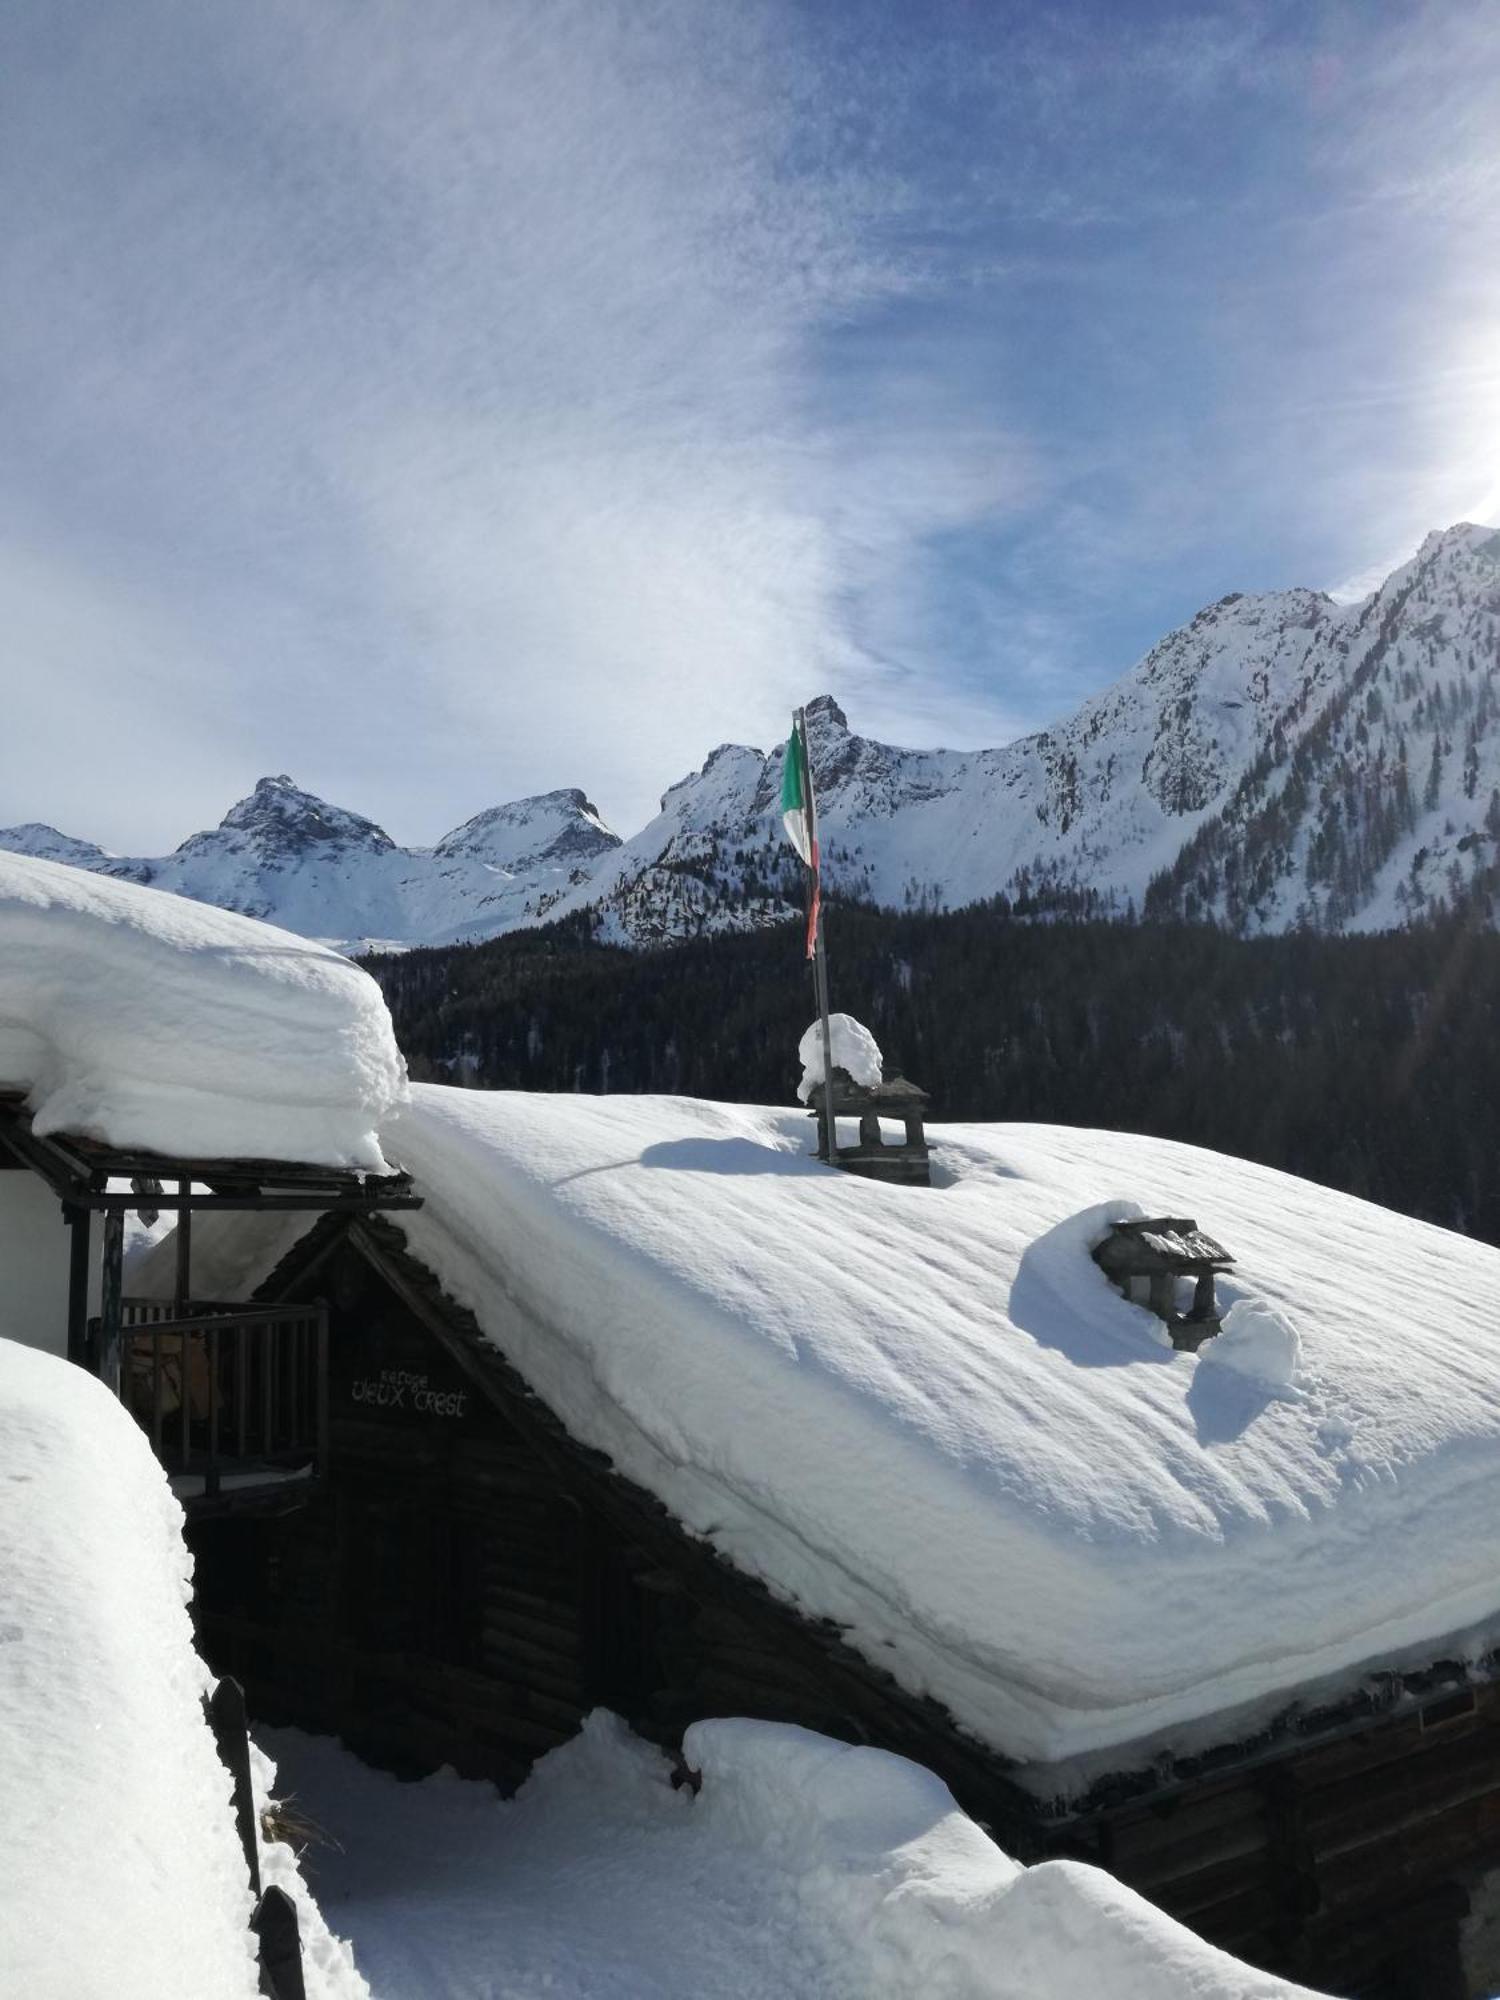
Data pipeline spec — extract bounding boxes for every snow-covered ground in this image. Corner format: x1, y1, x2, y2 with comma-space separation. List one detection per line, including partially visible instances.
262, 1714, 1320, 1999
0, 1339, 356, 2000
0, 850, 405, 1169
383, 1086, 1500, 1783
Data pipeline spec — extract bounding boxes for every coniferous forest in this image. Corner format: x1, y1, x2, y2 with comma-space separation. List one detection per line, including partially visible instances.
364, 904, 1500, 1250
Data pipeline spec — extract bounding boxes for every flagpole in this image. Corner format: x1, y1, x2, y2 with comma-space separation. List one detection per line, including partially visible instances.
798, 705, 839, 1169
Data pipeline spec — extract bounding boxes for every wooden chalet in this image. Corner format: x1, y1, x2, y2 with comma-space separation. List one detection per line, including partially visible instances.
8, 1064, 1500, 1999
162, 1200, 1500, 2000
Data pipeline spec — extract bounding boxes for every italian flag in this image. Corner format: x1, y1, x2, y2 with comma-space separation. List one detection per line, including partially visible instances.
779, 715, 820, 959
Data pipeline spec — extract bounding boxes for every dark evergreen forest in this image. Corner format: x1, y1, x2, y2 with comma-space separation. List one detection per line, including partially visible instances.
364, 904, 1500, 1248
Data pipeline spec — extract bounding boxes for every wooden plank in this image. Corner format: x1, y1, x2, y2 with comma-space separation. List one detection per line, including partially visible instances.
1315, 1792, 1500, 1912
478, 1604, 582, 1652
1141, 1849, 1277, 1923
204, 1677, 262, 1898
1114, 1811, 1270, 1891
252, 1887, 306, 2000
1303, 1733, 1500, 1858
1108, 1780, 1267, 1864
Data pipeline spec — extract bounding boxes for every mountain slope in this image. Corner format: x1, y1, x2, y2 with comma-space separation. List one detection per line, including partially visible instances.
1144, 525, 1500, 931
555, 579, 1333, 943
558, 525, 1496, 944
4, 524, 1495, 946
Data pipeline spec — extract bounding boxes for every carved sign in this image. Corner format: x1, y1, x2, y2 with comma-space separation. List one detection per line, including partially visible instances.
350, 1366, 469, 1420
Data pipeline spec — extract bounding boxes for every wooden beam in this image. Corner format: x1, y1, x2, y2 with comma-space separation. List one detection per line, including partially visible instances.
65, 1203, 91, 1368
98, 1208, 124, 1391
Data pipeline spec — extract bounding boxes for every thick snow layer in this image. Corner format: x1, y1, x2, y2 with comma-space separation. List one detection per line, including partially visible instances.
796, 1010, 883, 1099
0, 850, 404, 1170
0, 1341, 261, 1999
387, 1086, 1500, 1777
263, 1713, 1319, 1998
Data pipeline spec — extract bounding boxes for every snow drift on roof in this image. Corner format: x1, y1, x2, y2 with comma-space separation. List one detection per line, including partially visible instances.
0, 851, 404, 1171
0, 1340, 262, 1999
386, 1086, 1500, 1778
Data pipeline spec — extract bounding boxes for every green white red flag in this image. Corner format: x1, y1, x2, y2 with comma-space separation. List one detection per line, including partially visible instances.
779, 715, 820, 960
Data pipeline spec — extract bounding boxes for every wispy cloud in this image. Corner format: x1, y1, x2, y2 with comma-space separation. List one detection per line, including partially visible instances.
0, 0, 1027, 845
1, 0, 1497, 849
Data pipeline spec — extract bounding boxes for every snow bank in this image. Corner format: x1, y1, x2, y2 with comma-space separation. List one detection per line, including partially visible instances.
0, 851, 404, 1171
681, 1720, 1320, 1999
387, 1087, 1500, 1777
1201, 1299, 1304, 1389
0, 1341, 260, 1999
796, 1010, 883, 1099
263, 1712, 1319, 1998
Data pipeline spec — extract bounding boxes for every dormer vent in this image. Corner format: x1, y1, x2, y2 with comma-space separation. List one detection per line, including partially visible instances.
804, 1069, 931, 1187
1092, 1217, 1234, 1351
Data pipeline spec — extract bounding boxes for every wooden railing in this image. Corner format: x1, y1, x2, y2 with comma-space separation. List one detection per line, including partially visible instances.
113, 1299, 329, 1502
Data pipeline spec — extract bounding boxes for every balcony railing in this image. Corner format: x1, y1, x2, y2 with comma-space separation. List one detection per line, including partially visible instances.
111, 1298, 329, 1509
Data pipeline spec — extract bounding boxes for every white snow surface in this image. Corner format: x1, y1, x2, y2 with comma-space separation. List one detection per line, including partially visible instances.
0, 850, 405, 1170
263, 1712, 1320, 1999
0, 1340, 261, 2000
1201, 1299, 1304, 1388
796, 1011, 883, 1099
386, 1085, 1500, 1778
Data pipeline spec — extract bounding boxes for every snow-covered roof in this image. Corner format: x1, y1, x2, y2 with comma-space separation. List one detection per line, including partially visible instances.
0, 1340, 262, 1998
0, 851, 405, 1171
377, 1086, 1500, 1781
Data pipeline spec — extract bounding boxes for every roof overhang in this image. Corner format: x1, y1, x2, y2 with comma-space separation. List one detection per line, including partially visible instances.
0, 1092, 421, 1215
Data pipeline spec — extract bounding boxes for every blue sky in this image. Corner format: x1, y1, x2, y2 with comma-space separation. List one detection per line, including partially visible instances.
2, 0, 1497, 849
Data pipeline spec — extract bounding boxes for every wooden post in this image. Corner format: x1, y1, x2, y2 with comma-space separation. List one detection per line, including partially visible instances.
205, 1677, 262, 1897
252, 1887, 305, 2000
98, 1208, 125, 1392
315, 1309, 330, 1478
175, 1178, 192, 1314
64, 1203, 91, 1368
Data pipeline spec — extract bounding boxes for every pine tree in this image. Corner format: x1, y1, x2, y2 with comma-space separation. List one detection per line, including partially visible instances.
1424, 733, 1443, 813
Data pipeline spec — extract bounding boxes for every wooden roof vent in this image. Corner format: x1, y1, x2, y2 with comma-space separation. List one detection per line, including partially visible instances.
1091, 1217, 1234, 1351
804, 1070, 931, 1188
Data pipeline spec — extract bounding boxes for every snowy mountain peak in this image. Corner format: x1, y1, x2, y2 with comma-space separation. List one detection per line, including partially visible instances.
804, 693, 849, 732
1417, 520, 1494, 562
215, 775, 396, 854
0, 822, 112, 868
433, 789, 620, 870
